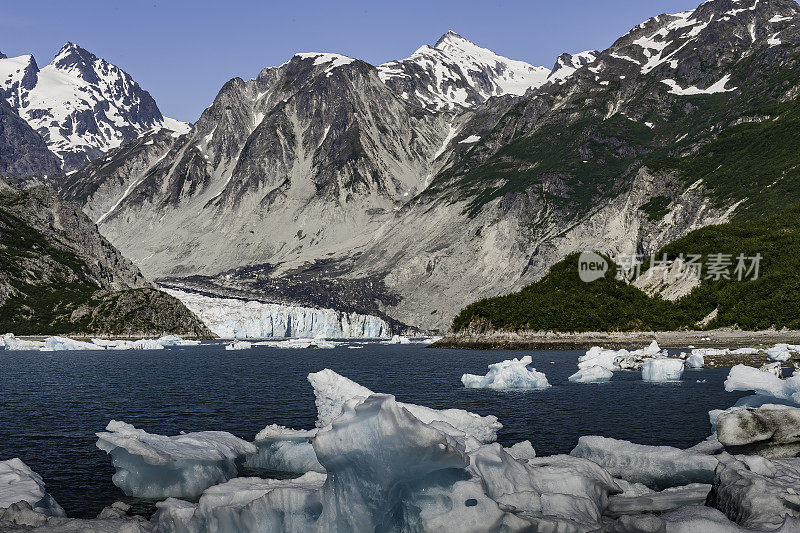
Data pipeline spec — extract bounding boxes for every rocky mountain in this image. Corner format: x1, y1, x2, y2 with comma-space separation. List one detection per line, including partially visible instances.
0, 98, 61, 179
0, 177, 210, 336
0, 43, 188, 172
53, 0, 800, 333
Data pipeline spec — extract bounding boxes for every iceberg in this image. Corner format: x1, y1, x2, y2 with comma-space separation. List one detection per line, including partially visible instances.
766, 346, 792, 362
381, 334, 411, 344
716, 404, 800, 458
578, 340, 666, 371
725, 364, 800, 405
164, 288, 390, 339
0, 458, 65, 517
641, 358, 684, 381
686, 353, 705, 368
308, 369, 502, 443
569, 365, 613, 383
570, 436, 718, 490
706, 453, 800, 529
461, 356, 551, 390
225, 341, 252, 351
1, 334, 45, 351
43, 336, 102, 351
95, 421, 257, 499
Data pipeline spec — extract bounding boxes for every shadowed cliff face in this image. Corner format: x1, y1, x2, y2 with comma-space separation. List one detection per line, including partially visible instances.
0, 179, 210, 337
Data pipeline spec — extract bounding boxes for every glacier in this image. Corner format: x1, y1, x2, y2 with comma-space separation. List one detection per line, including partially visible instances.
95, 421, 257, 499
164, 288, 390, 339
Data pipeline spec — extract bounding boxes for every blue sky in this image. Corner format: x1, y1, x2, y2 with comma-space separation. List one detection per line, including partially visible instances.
2, 0, 702, 122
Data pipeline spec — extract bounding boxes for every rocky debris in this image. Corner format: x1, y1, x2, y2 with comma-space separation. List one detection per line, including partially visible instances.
717, 405, 800, 458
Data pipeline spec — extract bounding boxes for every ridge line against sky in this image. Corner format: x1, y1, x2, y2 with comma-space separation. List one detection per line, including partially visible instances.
3, 0, 705, 122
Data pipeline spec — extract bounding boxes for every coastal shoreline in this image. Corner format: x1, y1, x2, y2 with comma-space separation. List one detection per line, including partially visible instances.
432, 330, 800, 367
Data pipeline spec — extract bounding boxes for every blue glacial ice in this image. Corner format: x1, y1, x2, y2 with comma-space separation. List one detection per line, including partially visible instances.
461, 356, 551, 390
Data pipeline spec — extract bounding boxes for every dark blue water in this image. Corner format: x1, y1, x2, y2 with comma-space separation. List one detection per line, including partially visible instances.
0, 342, 747, 518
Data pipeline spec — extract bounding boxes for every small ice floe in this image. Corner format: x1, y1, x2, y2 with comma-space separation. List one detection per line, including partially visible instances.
766, 343, 798, 362
760, 362, 784, 378
225, 340, 252, 350
724, 364, 800, 404
569, 365, 613, 383
686, 353, 704, 368
696, 379, 707, 383
382, 334, 411, 344
578, 340, 666, 372
0, 458, 65, 516
95, 421, 256, 499
461, 356, 551, 390
641, 358, 684, 382
254, 338, 340, 349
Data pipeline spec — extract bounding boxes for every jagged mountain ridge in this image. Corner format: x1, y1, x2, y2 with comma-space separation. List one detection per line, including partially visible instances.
55, 0, 800, 332
0, 43, 188, 172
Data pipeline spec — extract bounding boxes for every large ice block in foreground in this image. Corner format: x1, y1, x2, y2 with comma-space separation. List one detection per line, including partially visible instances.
725, 364, 800, 405
308, 369, 502, 443
96, 421, 257, 499
165, 288, 390, 339
570, 436, 717, 490
716, 404, 800, 458
641, 358, 684, 382
461, 356, 551, 390
0, 458, 64, 516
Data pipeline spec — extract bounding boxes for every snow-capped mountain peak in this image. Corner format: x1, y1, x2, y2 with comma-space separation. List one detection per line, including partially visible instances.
0, 43, 189, 172
547, 50, 599, 83
378, 31, 551, 111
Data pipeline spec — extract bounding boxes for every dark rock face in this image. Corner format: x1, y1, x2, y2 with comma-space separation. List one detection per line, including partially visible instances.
0, 99, 61, 179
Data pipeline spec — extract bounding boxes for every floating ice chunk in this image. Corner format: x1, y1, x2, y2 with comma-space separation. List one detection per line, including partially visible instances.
731, 347, 759, 355
225, 341, 252, 351
569, 365, 613, 383
706, 453, 800, 529
641, 358, 684, 381
96, 421, 257, 499
725, 364, 800, 405
253, 338, 340, 349
767, 346, 792, 362
0, 458, 65, 516
157, 334, 201, 347
570, 436, 717, 489
382, 334, 411, 344
461, 356, 551, 390
308, 369, 502, 442
43, 336, 104, 351
716, 404, 800, 458
760, 362, 784, 378
1, 334, 45, 351
606, 483, 711, 516
578, 346, 620, 371
244, 425, 324, 474
686, 353, 704, 368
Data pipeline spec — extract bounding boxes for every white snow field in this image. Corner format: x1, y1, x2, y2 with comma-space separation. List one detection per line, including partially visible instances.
461, 356, 551, 390
95, 421, 257, 499
0, 458, 65, 517
164, 288, 390, 339
641, 358, 685, 381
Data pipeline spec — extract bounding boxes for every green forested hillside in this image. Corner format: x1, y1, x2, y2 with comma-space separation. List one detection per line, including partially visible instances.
453, 203, 800, 332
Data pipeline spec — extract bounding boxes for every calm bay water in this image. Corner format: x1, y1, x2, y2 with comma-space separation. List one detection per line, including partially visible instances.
0, 342, 747, 518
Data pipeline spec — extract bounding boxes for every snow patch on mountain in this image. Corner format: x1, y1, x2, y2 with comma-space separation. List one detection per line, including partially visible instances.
661, 74, 736, 95
547, 51, 598, 83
